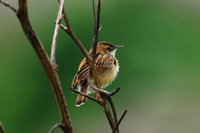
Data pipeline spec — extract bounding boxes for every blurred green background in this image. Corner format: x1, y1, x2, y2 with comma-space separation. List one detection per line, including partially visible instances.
1, 0, 200, 133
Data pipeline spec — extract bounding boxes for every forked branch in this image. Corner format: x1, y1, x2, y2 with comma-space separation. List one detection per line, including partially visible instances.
48, 123, 61, 133
59, 0, 127, 132
0, 0, 17, 12
1, 0, 73, 132
1, 0, 127, 132
112, 110, 128, 133
70, 88, 102, 105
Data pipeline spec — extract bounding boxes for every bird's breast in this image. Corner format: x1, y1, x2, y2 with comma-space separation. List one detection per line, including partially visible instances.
99, 62, 119, 88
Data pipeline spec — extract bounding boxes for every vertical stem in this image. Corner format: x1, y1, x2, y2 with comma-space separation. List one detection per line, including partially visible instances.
17, 0, 73, 132
92, 0, 96, 34
51, 0, 64, 64
92, 0, 101, 58
112, 110, 127, 133
108, 98, 119, 132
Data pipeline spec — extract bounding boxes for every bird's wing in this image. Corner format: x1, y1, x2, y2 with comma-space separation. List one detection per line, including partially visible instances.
71, 54, 115, 88
71, 74, 78, 89
71, 58, 89, 89
95, 53, 114, 69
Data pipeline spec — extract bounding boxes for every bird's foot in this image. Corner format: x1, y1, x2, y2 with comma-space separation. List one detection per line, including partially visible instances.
94, 92, 103, 101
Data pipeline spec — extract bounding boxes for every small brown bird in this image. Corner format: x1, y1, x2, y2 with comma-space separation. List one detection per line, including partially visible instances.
71, 41, 123, 107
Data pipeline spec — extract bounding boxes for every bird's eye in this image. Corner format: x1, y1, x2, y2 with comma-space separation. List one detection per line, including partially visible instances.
107, 47, 112, 51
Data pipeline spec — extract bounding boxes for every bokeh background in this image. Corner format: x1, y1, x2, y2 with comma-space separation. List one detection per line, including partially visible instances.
1, 0, 200, 133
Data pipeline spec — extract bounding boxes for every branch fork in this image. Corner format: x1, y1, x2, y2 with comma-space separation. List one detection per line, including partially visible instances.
0, 0, 127, 132
1, 0, 73, 132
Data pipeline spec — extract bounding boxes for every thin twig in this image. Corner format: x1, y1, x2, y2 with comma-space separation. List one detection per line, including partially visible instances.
48, 123, 61, 133
87, 76, 121, 97
87, 75, 120, 132
88, 81, 120, 131
58, 0, 102, 91
59, 23, 68, 32
0, 0, 17, 12
51, 0, 65, 67
92, 0, 96, 35
88, 78, 120, 127
87, 0, 103, 91
59, 23, 98, 86
107, 98, 118, 125
70, 88, 102, 105
0, 121, 6, 133
102, 103, 115, 130
107, 89, 121, 132
99, 25, 103, 32
92, 0, 101, 58
112, 110, 127, 133
51, 0, 65, 63
109, 88, 120, 97
57, 0, 91, 61
58, 23, 97, 81
59, 10, 96, 77
88, 77, 120, 129
88, 75, 119, 132
88, 79, 109, 95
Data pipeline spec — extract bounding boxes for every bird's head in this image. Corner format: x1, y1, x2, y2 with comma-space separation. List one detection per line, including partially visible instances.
95, 41, 123, 56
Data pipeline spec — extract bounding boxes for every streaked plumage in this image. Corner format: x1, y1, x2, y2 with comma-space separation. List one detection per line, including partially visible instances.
71, 41, 122, 107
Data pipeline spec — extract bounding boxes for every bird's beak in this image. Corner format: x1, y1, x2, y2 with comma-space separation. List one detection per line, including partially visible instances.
114, 45, 123, 49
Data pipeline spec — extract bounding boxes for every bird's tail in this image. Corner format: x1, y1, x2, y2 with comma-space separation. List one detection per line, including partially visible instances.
76, 86, 88, 107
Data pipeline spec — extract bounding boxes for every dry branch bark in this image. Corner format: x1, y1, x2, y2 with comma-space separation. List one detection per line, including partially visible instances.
51, 0, 65, 66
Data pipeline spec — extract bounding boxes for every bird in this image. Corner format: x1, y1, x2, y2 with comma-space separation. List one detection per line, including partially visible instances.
71, 41, 123, 107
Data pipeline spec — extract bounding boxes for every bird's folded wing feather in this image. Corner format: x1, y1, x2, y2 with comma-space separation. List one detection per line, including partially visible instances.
71, 54, 114, 88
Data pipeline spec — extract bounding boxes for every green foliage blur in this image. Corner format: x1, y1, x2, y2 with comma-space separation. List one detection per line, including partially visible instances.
1, 0, 200, 133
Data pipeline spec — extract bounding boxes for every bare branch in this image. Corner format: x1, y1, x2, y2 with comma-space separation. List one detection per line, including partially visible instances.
70, 88, 102, 105
88, 76, 121, 97
99, 25, 103, 32
0, 0, 17, 12
87, 75, 120, 132
101, 102, 115, 130
48, 123, 61, 133
58, 0, 102, 94
107, 89, 121, 133
87, 76, 121, 127
58, 22, 101, 91
109, 88, 120, 97
89, 0, 103, 97
112, 110, 128, 133
57, 0, 91, 61
1, 0, 126, 133
92, 0, 97, 37
96, 0, 101, 30
51, 0, 65, 66
92, 0, 101, 58
1, 0, 74, 132
88, 78, 109, 95
59, 23, 68, 32
0, 121, 6, 133
88, 78, 120, 130
107, 98, 118, 131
